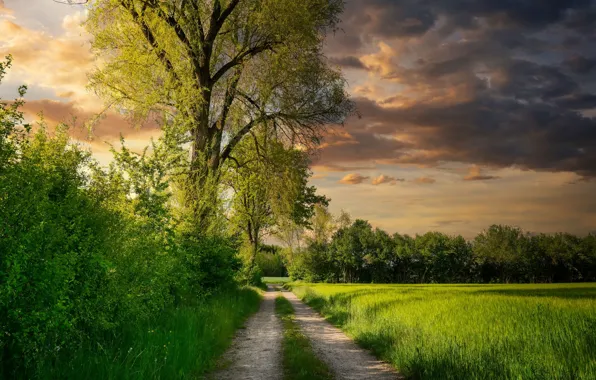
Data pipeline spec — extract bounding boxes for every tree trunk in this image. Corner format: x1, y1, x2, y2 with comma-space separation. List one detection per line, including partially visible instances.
250, 230, 259, 270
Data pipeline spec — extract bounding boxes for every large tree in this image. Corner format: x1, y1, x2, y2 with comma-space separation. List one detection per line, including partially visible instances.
86, 0, 353, 225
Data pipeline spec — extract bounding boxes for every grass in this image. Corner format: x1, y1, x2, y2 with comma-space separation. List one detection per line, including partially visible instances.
263, 276, 292, 284
290, 283, 596, 380
41, 287, 262, 379
275, 295, 334, 380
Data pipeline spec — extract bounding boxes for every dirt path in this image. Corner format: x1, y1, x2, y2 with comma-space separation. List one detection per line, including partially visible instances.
281, 290, 403, 380
210, 286, 283, 380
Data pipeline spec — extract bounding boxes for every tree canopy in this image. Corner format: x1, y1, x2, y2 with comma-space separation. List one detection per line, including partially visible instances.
86, 0, 353, 225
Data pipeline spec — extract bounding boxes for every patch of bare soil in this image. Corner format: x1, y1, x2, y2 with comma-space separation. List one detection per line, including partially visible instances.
281, 291, 403, 380
210, 286, 283, 380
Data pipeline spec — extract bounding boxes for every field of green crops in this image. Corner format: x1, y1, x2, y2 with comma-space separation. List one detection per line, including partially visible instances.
291, 283, 596, 380
263, 276, 292, 284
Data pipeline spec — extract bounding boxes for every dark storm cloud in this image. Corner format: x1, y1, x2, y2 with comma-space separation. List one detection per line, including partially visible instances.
564, 55, 596, 74
318, 0, 596, 177
328, 55, 365, 70
494, 60, 578, 100
344, 95, 596, 176
555, 93, 596, 110
331, 0, 596, 52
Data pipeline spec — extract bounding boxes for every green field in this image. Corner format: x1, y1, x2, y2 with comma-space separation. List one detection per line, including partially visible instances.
263, 277, 292, 284
291, 283, 596, 380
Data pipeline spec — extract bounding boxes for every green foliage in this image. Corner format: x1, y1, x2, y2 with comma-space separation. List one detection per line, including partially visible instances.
255, 248, 287, 277
275, 295, 334, 380
42, 287, 261, 379
86, 0, 353, 227
226, 134, 326, 284
293, 283, 596, 380
178, 235, 242, 296
255, 252, 285, 276
293, 218, 596, 284
262, 277, 291, 284
0, 63, 246, 377
237, 263, 266, 289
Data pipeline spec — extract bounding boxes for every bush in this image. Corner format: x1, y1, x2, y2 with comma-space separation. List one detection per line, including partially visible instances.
237, 265, 266, 289
0, 63, 244, 377
179, 235, 242, 297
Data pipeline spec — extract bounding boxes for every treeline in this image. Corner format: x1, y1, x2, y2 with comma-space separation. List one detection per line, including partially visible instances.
288, 217, 596, 284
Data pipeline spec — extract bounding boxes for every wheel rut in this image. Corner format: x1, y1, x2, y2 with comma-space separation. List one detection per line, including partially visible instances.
211, 286, 402, 380
281, 290, 403, 380
210, 286, 282, 380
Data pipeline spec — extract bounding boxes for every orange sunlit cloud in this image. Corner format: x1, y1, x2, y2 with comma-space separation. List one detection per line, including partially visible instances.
339, 173, 370, 185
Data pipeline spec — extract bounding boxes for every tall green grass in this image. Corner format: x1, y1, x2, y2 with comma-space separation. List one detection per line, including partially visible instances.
38, 287, 261, 380
291, 283, 596, 380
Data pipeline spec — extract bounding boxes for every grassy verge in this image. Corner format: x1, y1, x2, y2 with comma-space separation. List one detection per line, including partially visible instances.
275, 295, 334, 380
291, 283, 596, 380
42, 287, 262, 379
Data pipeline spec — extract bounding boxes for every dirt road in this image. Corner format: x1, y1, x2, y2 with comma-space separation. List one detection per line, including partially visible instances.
210, 286, 283, 380
211, 286, 401, 380
281, 290, 402, 380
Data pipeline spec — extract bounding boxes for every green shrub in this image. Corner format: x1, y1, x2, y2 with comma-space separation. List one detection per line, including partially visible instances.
179, 235, 242, 296
0, 61, 244, 377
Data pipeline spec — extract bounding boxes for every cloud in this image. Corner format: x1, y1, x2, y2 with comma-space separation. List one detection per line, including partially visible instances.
360, 42, 397, 77
0, 0, 12, 15
315, 0, 596, 178
464, 166, 500, 181
328, 55, 365, 70
431, 220, 470, 228
371, 174, 404, 185
0, 13, 94, 108
339, 173, 370, 185
413, 177, 436, 185
564, 55, 596, 74
311, 163, 376, 172
20, 99, 160, 142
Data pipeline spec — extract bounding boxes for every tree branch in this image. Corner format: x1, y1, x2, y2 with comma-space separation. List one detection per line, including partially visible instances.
211, 70, 241, 130
123, 1, 180, 83
206, 0, 240, 42
211, 43, 272, 84
154, 5, 199, 69
220, 113, 278, 164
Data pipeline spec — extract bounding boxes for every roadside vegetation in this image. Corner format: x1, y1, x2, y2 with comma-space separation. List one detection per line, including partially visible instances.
291, 283, 596, 380
275, 295, 334, 380
44, 288, 261, 379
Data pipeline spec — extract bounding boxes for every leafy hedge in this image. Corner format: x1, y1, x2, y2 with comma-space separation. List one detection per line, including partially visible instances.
0, 57, 242, 377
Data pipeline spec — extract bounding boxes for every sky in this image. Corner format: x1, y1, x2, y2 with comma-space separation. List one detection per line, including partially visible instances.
1, 0, 596, 238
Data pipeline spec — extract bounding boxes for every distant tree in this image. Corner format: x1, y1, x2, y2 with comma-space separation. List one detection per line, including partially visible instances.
329, 220, 375, 283
227, 133, 326, 270
392, 233, 416, 283
306, 203, 334, 244
363, 228, 395, 283
336, 209, 352, 230
473, 225, 531, 283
